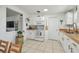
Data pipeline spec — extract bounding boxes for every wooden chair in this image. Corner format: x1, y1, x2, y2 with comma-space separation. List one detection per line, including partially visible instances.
0, 40, 1, 43
8, 42, 22, 53
0, 40, 9, 53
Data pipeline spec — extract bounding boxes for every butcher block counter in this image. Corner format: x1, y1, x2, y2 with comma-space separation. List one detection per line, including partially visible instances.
59, 29, 79, 44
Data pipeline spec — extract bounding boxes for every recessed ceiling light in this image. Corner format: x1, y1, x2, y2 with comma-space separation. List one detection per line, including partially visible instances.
44, 9, 48, 11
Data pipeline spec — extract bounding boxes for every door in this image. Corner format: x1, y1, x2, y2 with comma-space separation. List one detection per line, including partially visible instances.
48, 17, 59, 40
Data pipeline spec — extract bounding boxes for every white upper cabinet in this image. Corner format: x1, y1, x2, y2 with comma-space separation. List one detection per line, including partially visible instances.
35, 17, 45, 25
65, 12, 74, 25
29, 17, 45, 25
29, 17, 36, 25
74, 11, 77, 23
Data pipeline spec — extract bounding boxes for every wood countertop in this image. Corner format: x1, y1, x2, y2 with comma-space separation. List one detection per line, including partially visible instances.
59, 29, 79, 44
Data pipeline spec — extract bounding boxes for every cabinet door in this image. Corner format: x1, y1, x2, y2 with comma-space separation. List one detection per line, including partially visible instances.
69, 39, 79, 53
62, 35, 71, 52
35, 17, 45, 25
29, 17, 36, 25
26, 31, 31, 39
31, 31, 35, 39
70, 43, 78, 53
59, 32, 64, 43
26, 31, 33, 39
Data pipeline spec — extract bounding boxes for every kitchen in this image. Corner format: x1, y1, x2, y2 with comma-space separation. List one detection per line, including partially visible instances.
21, 5, 79, 53
0, 5, 79, 53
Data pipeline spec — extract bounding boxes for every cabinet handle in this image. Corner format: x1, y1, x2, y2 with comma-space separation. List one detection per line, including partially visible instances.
68, 45, 73, 53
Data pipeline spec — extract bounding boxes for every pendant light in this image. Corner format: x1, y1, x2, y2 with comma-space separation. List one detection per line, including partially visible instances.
36, 10, 41, 17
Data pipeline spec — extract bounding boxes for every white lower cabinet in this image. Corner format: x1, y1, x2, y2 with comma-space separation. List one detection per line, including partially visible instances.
61, 35, 71, 52
69, 38, 79, 53
26, 30, 35, 39
60, 32, 79, 53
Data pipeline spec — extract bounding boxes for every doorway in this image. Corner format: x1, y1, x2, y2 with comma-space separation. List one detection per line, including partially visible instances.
48, 17, 59, 40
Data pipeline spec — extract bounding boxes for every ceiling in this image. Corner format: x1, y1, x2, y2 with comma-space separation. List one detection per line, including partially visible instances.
17, 5, 76, 15
6, 8, 21, 17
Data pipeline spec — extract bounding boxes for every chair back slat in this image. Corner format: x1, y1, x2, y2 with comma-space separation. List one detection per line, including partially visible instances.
0, 40, 9, 53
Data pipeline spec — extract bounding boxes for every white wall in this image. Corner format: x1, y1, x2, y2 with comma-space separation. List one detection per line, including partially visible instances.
0, 6, 16, 42
0, 6, 28, 42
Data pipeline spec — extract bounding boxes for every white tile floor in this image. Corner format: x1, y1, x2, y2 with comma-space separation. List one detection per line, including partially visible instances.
22, 39, 64, 53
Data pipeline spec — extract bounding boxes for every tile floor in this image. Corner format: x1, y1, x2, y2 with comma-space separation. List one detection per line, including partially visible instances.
22, 39, 64, 53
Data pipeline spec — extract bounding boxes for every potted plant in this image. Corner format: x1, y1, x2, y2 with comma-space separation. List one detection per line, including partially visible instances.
60, 19, 63, 25
16, 31, 24, 45
17, 31, 23, 37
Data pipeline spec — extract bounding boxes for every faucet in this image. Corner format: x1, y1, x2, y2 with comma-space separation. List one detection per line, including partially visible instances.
73, 23, 77, 33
